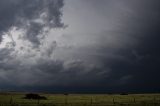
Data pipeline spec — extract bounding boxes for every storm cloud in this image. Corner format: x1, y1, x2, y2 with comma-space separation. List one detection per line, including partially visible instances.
0, 0, 160, 93
0, 0, 64, 45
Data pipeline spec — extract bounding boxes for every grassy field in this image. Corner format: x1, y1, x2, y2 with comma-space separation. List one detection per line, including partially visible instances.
0, 93, 160, 106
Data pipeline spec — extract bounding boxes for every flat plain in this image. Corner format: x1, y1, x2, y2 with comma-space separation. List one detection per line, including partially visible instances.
0, 93, 160, 106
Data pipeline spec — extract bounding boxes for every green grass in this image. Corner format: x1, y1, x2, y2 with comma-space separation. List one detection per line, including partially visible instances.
0, 93, 160, 106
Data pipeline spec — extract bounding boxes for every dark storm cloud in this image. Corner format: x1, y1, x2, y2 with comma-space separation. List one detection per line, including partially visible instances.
0, 0, 160, 93
60, 0, 160, 92
0, 0, 64, 45
0, 49, 109, 89
95, 0, 160, 92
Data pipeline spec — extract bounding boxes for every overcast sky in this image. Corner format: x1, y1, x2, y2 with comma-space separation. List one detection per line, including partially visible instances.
0, 0, 160, 93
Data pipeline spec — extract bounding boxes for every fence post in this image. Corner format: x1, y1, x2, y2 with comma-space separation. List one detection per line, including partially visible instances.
10, 96, 13, 104
65, 95, 68, 106
37, 99, 40, 105
133, 97, 135, 103
113, 98, 115, 104
154, 97, 156, 102
153, 97, 156, 106
90, 97, 93, 106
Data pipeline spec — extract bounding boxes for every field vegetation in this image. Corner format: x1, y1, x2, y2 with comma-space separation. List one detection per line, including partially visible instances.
0, 93, 159, 106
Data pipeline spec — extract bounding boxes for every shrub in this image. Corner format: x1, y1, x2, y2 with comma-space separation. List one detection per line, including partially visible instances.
64, 93, 69, 96
120, 93, 128, 95
24, 93, 47, 100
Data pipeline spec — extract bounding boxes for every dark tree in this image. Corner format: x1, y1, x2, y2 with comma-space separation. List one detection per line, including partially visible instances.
24, 93, 47, 100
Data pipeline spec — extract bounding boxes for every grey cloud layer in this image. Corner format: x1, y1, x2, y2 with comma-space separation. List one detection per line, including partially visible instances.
0, 48, 109, 89
0, 0, 64, 45
60, 0, 160, 92
0, 0, 160, 92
